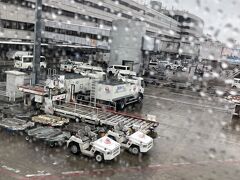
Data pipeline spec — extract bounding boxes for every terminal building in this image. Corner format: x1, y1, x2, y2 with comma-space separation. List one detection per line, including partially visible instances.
0, 0, 204, 71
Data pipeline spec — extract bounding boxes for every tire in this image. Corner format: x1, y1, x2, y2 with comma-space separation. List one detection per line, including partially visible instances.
138, 93, 143, 103
40, 66, 45, 70
108, 71, 113, 76
49, 142, 56, 148
117, 100, 125, 110
177, 66, 182, 71
69, 143, 80, 155
130, 146, 140, 155
27, 66, 32, 71
166, 65, 171, 70
25, 136, 30, 141
95, 153, 104, 163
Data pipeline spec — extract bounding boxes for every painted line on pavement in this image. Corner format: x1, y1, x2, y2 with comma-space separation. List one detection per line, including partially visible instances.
145, 94, 230, 112
19, 159, 240, 180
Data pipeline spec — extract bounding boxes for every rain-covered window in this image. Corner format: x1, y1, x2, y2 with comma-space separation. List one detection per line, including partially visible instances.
0, 0, 240, 179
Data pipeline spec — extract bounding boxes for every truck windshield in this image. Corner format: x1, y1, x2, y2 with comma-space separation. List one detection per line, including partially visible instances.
40, 57, 46, 62
23, 57, 33, 62
14, 56, 21, 61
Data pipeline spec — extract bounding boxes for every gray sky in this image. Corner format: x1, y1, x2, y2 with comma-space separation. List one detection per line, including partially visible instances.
135, 0, 240, 44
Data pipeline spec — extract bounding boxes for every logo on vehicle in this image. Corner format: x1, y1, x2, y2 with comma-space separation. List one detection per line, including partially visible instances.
104, 138, 111, 144
105, 87, 110, 93
138, 133, 145, 139
116, 85, 126, 93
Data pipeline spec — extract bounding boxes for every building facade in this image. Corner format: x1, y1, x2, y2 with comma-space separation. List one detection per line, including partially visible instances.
0, 0, 205, 68
0, 0, 180, 48
165, 10, 204, 60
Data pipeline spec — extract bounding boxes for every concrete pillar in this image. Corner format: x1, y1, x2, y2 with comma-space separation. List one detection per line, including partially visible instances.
109, 20, 146, 73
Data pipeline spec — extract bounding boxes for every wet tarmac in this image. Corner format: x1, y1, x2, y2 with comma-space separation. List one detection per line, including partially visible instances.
0, 86, 240, 180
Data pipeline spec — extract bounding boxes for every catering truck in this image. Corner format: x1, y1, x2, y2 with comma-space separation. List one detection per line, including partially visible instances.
18, 71, 144, 111
94, 79, 143, 110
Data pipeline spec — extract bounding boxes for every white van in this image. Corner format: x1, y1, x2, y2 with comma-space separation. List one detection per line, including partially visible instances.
107, 65, 136, 76
14, 56, 47, 70
6, 51, 32, 60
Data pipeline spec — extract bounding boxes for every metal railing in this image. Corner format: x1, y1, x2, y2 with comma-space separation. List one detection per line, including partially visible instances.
0, 90, 8, 97
76, 96, 117, 111
54, 100, 100, 119
0, 82, 6, 87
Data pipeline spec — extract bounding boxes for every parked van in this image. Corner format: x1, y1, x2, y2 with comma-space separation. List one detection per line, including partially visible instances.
6, 51, 32, 60
14, 56, 47, 70
107, 65, 136, 76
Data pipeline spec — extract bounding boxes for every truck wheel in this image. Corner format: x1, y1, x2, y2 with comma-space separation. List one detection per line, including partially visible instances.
130, 146, 140, 155
177, 66, 182, 71
27, 66, 32, 71
69, 143, 80, 154
25, 136, 30, 141
117, 100, 125, 110
95, 153, 104, 163
108, 71, 113, 76
166, 65, 171, 70
138, 93, 143, 103
49, 142, 56, 148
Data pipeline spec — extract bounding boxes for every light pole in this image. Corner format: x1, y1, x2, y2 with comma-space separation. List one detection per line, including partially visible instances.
32, 0, 42, 85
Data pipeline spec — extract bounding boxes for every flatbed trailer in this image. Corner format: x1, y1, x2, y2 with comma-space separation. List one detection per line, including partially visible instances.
52, 102, 159, 135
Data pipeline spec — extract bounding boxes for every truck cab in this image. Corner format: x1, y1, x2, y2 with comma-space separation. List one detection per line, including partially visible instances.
67, 134, 121, 162
118, 74, 145, 94
14, 55, 46, 70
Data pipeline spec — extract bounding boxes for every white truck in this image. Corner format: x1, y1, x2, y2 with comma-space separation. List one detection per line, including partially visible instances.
51, 73, 144, 110
67, 131, 121, 162
94, 79, 144, 110
14, 55, 47, 70
19, 72, 144, 110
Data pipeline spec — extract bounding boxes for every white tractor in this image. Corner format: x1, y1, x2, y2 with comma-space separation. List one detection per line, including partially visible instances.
67, 126, 121, 162
106, 123, 153, 155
